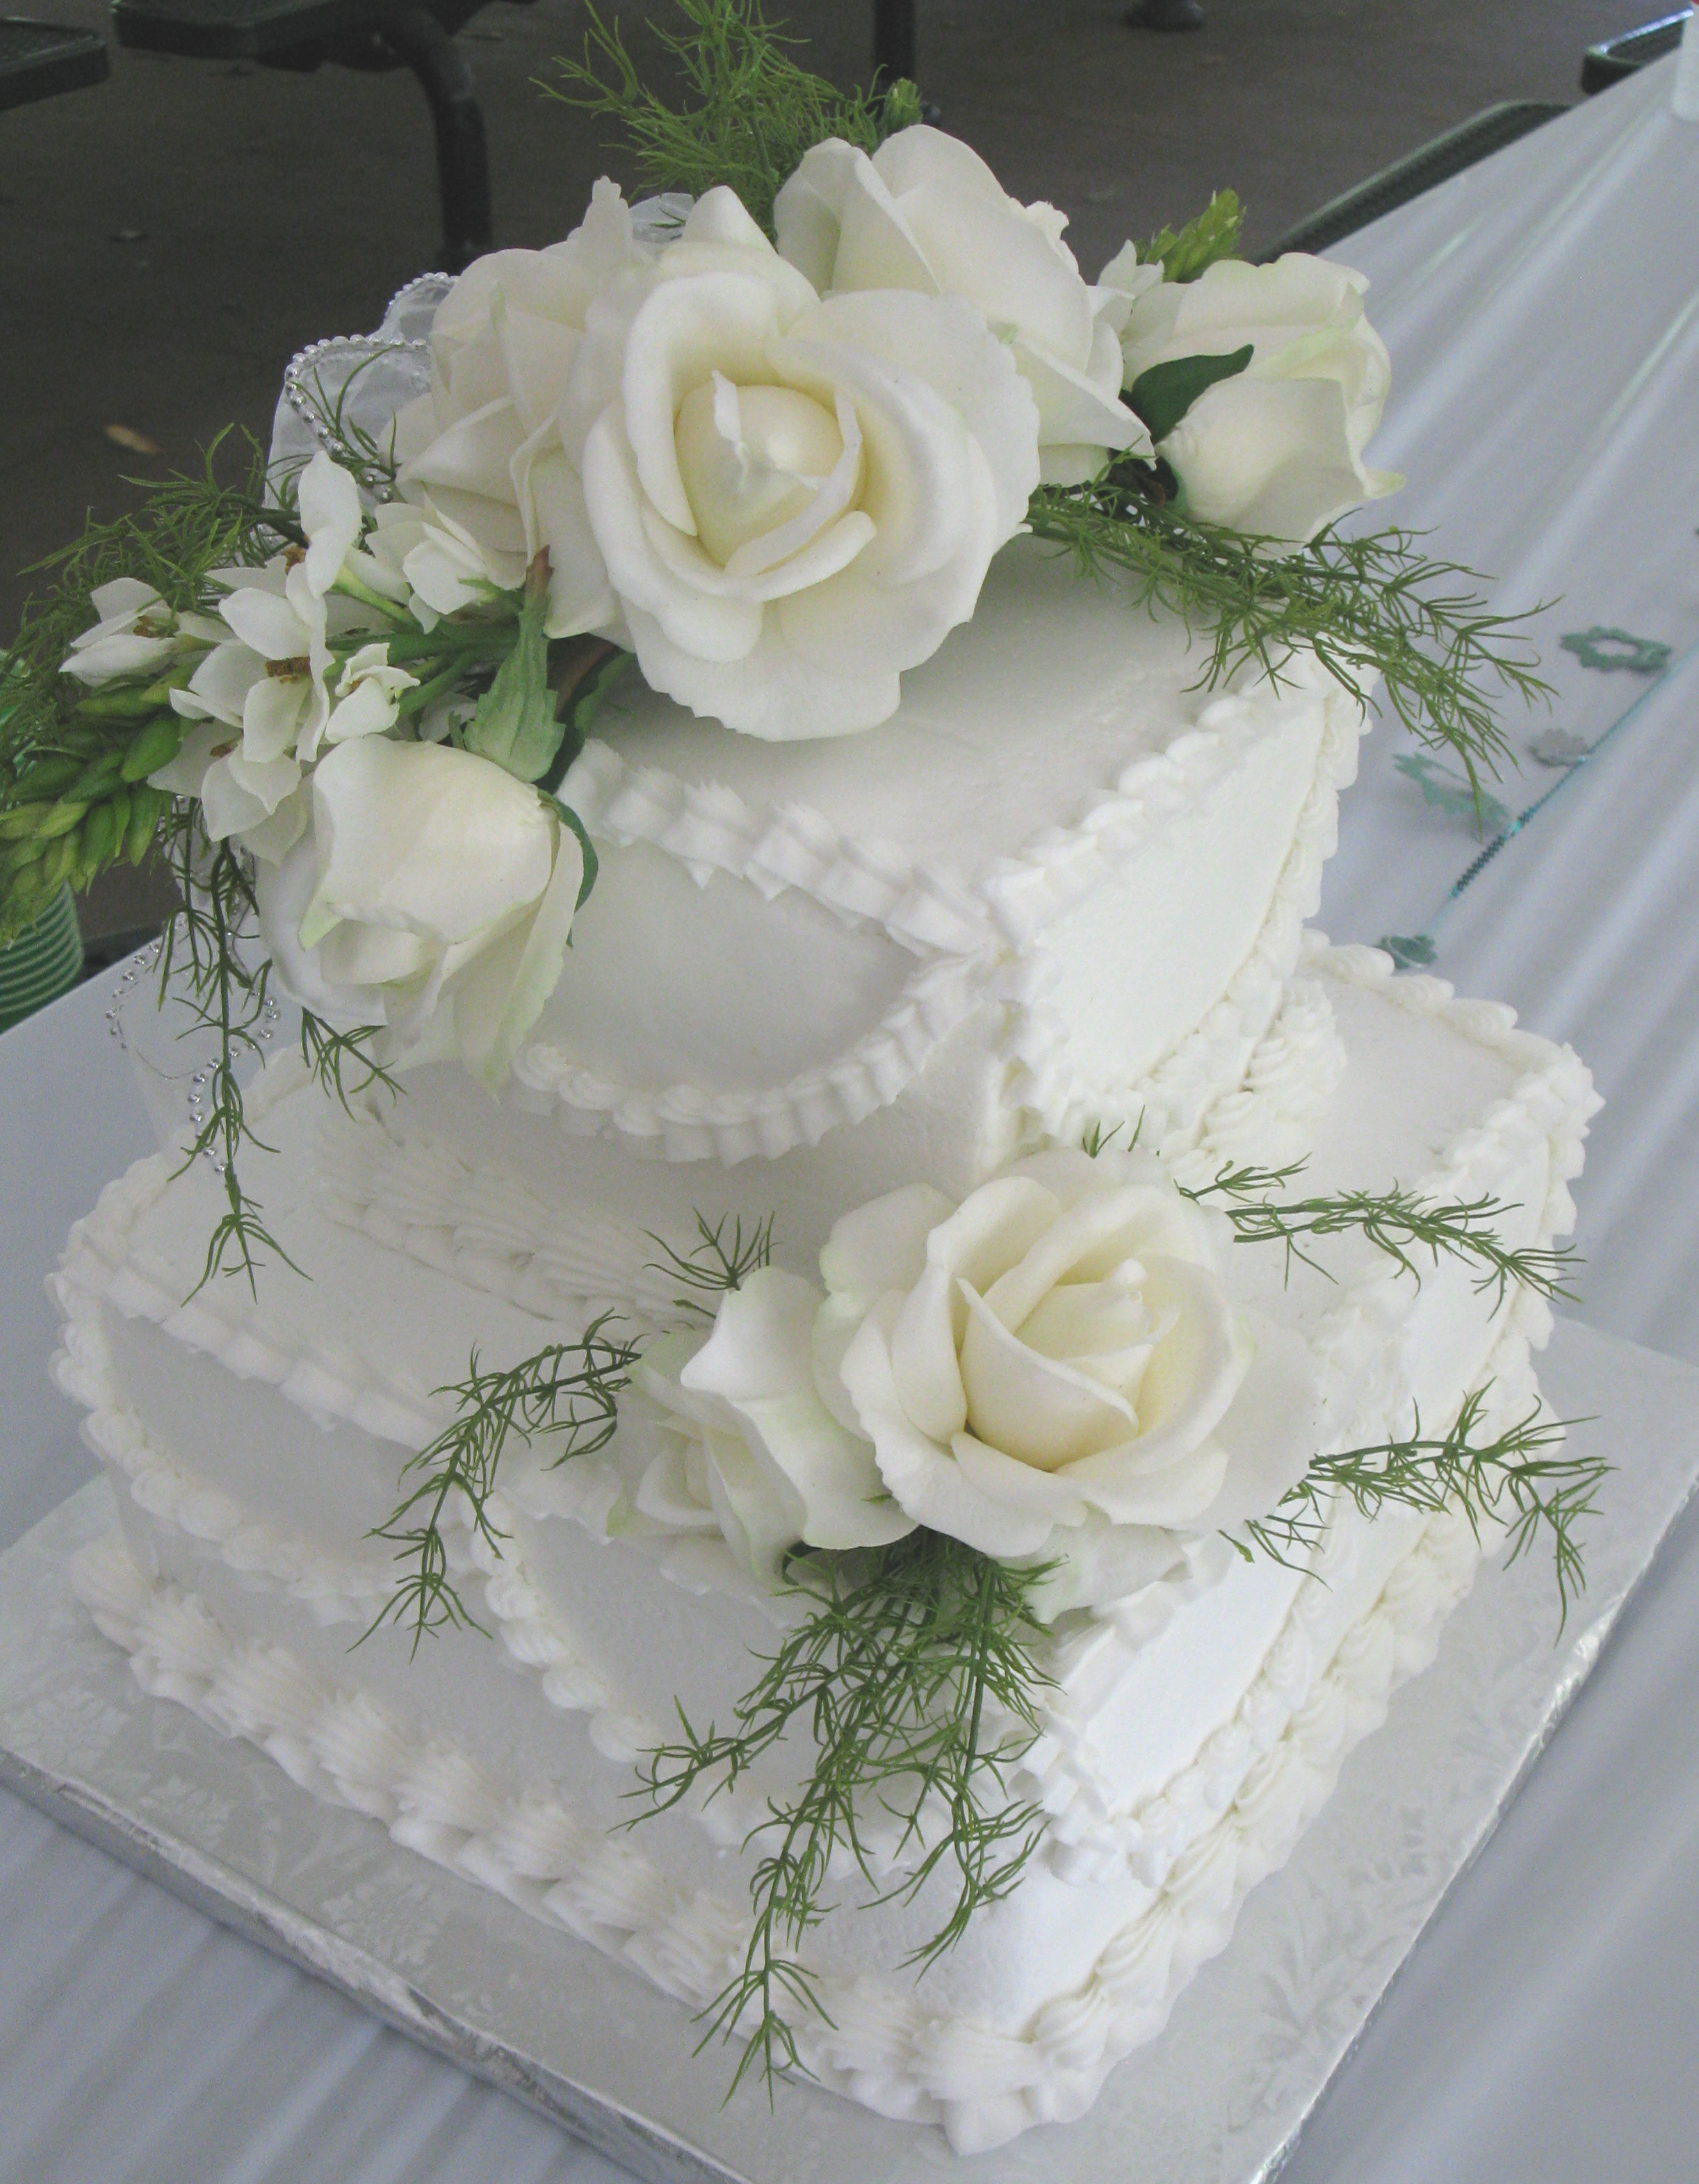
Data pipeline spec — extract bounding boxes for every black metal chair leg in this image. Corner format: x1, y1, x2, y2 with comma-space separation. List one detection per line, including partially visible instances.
375, 3, 491, 271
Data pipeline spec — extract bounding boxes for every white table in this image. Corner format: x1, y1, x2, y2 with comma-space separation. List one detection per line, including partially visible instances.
5, 53, 1699, 2184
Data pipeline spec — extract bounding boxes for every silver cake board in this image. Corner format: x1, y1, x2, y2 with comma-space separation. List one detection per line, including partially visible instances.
3, 1314, 1697, 2184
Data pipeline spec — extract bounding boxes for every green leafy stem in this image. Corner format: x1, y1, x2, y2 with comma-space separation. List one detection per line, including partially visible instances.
636, 1531, 1055, 2099
1235, 1385, 1604, 1627
1027, 462, 1550, 797
546, 0, 922, 241
1182, 1160, 1579, 1307
364, 1316, 644, 1653
150, 801, 398, 1296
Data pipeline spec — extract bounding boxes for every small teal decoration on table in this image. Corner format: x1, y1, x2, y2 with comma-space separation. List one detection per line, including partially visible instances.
0, 883, 83, 1032
1394, 752, 1511, 833
1379, 933, 1437, 970
1561, 627, 1673, 676
1530, 728, 1593, 768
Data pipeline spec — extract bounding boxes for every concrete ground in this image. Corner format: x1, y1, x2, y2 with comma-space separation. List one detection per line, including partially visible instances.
1, 0, 1657, 946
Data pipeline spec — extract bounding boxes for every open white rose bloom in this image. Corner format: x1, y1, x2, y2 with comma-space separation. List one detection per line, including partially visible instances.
54, 119, 1599, 2161
776, 124, 1148, 486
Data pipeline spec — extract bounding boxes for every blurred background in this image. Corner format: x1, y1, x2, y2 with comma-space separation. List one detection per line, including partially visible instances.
0, 0, 1663, 952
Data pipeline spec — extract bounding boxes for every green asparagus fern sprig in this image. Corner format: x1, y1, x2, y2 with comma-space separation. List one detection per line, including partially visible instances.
1027, 463, 1550, 794
635, 1531, 1055, 2098
645, 1209, 776, 1318
152, 811, 299, 1297
367, 1209, 766, 1645
298, 1009, 399, 1116
1182, 1163, 1579, 1307
547, 0, 922, 238
1234, 1387, 1604, 1626
366, 1317, 644, 1652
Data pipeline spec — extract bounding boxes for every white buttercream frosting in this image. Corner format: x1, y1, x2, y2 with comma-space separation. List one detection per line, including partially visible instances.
52, 496, 1601, 2149
53, 929, 1597, 2148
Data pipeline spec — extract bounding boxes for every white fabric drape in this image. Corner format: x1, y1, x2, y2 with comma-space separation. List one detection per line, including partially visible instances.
1317, 54, 1699, 1361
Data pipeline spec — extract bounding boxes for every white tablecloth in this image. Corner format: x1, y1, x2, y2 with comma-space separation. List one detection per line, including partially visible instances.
4, 54, 1699, 2184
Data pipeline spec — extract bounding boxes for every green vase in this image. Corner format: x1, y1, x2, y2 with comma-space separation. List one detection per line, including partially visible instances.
0, 886, 86, 1033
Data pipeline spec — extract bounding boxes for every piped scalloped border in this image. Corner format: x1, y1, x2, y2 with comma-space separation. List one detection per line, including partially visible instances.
513, 951, 984, 1166
70, 1476, 1490, 2155
1005, 671, 1363, 1160
523, 652, 1360, 1166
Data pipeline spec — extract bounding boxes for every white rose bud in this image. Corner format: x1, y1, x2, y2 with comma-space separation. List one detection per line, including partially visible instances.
1105, 250, 1402, 544
255, 735, 584, 1088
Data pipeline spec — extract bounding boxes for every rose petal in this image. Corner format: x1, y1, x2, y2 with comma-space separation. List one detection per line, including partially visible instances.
887, 1177, 1056, 1442
840, 1297, 1057, 1558
781, 288, 1039, 553
683, 1269, 911, 1552
1162, 373, 1380, 543
829, 154, 940, 297
511, 431, 617, 637
635, 1441, 722, 1531
582, 409, 763, 663
1062, 1257, 1251, 1503
445, 813, 584, 1087
821, 1182, 954, 1307
619, 269, 784, 535
306, 737, 554, 946
1196, 1307, 1328, 1529
957, 1280, 1141, 1468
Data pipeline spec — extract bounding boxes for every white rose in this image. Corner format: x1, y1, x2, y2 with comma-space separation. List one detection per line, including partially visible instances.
254, 735, 583, 1087
635, 1269, 912, 1587
564, 186, 1039, 739
821, 1150, 1324, 1605
776, 125, 1147, 487
1104, 250, 1401, 543
393, 179, 651, 638
630, 1150, 1324, 1612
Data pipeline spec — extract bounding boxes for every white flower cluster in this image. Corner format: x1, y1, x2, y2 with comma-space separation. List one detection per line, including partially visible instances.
393, 127, 1398, 744
633, 1148, 1326, 1612
60, 127, 1398, 1092
65, 453, 585, 1088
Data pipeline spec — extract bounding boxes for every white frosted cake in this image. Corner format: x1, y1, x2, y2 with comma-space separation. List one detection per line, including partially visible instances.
52, 540, 1595, 2151
15, 97, 1599, 2156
